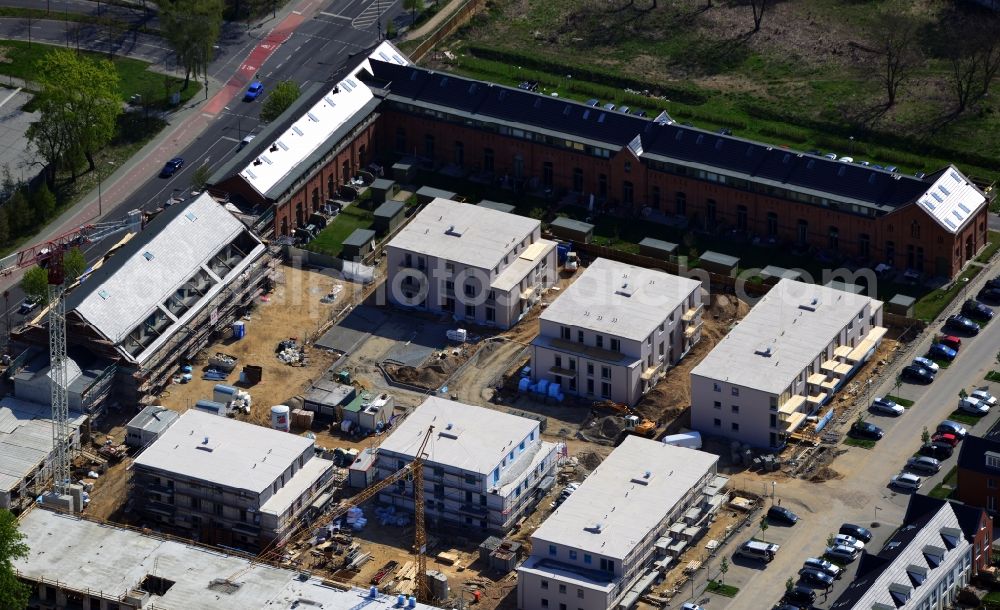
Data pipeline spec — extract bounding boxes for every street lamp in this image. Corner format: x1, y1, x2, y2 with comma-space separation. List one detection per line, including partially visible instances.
873, 505, 882, 527
771, 481, 777, 504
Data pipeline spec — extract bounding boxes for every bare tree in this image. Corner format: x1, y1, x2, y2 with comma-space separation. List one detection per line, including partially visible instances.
946, 15, 1000, 113
866, 14, 921, 108
749, 0, 767, 32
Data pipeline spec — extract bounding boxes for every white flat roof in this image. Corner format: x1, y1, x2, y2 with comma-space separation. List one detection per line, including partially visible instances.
238, 41, 409, 197
259, 456, 333, 516
387, 198, 542, 271
541, 258, 701, 341
132, 410, 313, 494
0, 397, 86, 493
915, 165, 986, 234
531, 436, 717, 559
15, 509, 444, 610
491, 239, 556, 292
377, 397, 539, 476
691, 279, 880, 394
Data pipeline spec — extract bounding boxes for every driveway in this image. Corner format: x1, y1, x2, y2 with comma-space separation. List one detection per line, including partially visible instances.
677, 262, 1000, 610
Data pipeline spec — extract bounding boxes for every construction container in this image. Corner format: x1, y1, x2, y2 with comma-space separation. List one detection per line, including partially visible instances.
232, 321, 246, 340
213, 384, 237, 404
194, 400, 227, 417
291, 408, 314, 431
271, 405, 291, 431
349, 447, 377, 488
241, 365, 263, 385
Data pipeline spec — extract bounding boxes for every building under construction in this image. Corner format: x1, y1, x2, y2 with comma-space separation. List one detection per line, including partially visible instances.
12, 193, 273, 408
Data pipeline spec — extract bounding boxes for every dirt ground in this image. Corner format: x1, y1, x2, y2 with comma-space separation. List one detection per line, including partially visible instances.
157, 265, 356, 427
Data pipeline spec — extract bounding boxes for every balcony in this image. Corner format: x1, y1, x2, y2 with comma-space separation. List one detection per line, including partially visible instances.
778, 395, 806, 421
681, 303, 704, 323
641, 364, 662, 381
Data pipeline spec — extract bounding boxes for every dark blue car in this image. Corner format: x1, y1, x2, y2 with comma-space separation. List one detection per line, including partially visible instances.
244, 81, 264, 101
928, 343, 957, 361
159, 157, 184, 178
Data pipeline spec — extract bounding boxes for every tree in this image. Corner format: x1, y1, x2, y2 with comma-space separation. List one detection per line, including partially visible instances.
785, 577, 794, 592
403, 0, 424, 24
865, 14, 920, 109
826, 533, 836, 547
192, 164, 211, 191
159, 0, 224, 89
63, 247, 86, 283
32, 182, 56, 224
386, 17, 397, 39
921, 426, 930, 445
718, 557, 729, 584
759, 515, 769, 541
7, 189, 32, 235
28, 49, 121, 176
748, 0, 767, 33
0, 208, 9, 246
943, 14, 1000, 113
259, 80, 302, 123
0, 509, 29, 610
20, 266, 48, 303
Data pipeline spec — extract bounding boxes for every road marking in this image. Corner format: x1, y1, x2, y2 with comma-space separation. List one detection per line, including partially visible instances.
319, 11, 353, 20
201, 113, 213, 118
293, 9, 302, 14
352, 0, 392, 29
0, 87, 22, 109
221, 136, 240, 143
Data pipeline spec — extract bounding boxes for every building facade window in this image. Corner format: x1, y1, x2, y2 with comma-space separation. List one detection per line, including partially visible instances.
828, 226, 839, 251
483, 148, 495, 172
622, 181, 634, 206
598, 174, 608, 200
797, 219, 808, 246
675, 191, 686, 216
766, 212, 778, 237
424, 134, 435, 159
859, 233, 871, 259
543, 162, 554, 188
572, 168, 583, 193
651, 186, 661, 210
737, 205, 748, 231
395, 127, 406, 153
454, 141, 464, 167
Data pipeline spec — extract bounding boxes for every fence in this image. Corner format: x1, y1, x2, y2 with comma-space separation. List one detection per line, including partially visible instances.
409, 0, 487, 63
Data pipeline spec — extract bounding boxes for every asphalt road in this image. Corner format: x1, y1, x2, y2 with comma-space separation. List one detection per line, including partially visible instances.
0, 0, 404, 343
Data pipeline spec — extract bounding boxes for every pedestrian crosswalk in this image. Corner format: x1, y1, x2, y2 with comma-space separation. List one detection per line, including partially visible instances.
352, 0, 393, 29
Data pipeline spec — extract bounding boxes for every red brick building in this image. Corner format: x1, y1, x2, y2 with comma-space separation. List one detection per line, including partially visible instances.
209, 43, 990, 280
958, 434, 1000, 517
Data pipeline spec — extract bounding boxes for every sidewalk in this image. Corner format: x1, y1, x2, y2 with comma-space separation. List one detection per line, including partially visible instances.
402, 0, 466, 41
0, 0, 325, 291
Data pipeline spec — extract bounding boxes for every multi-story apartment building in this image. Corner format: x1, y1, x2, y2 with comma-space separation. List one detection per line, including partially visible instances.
957, 434, 1000, 516
831, 497, 979, 610
691, 278, 885, 449
375, 396, 558, 533
517, 436, 724, 610
530, 257, 702, 406
131, 410, 335, 551
904, 494, 993, 577
385, 198, 557, 329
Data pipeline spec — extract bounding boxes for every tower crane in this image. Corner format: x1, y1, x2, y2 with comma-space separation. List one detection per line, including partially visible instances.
227, 426, 436, 602
0, 210, 145, 502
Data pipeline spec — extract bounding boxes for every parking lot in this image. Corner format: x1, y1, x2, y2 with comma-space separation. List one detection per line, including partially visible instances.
676, 265, 1000, 610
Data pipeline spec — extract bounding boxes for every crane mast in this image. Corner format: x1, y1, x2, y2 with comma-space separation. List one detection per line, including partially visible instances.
47, 252, 70, 497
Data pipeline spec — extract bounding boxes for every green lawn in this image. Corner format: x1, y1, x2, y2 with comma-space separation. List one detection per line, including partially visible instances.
928, 466, 958, 500
0, 40, 197, 107
306, 206, 375, 258
977, 231, 1000, 264
886, 395, 914, 408
987, 371, 1000, 383
948, 410, 983, 426
930, 358, 952, 369
844, 437, 877, 450
914, 263, 985, 321
706, 580, 739, 597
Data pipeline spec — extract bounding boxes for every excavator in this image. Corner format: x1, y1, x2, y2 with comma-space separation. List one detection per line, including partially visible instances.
592, 400, 657, 438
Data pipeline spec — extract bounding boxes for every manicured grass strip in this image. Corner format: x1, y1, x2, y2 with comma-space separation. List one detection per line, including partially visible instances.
930, 358, 952, 369
948, 411, 983, 426
928, 466, 958, 500
306, 206, 374, 258
706, 581, 739, 597
844, 437, 876, 450
886, 395, 914, 408
914, 264, 985, 321
986, 371, 1000, 383
976, 231, 1000, 264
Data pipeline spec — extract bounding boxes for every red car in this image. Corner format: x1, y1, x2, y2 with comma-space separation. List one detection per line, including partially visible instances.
939, 335, 961, 351
931, 432, 960, 447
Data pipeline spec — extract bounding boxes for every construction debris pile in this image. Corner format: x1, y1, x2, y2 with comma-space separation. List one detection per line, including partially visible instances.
345, 506, 367, 530
276, 338, 309, 366
374, 505, 411, 527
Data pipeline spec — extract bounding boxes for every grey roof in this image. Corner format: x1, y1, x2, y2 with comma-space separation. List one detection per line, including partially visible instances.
132, 410, 313, 494
374, 200, 405, 218
549, 216, 594, 234
759, 265, 803, 281
15, 509, 445, 610
67, 193, 265, 356
691, 278, 881, 394
387, 198, 542, 270
476, 200, 516, 214
0, 397, 86, 493
888, 293, 917, 307
378, 396, 539, 476
343, 228, 376, 247
540, 258, 701, 341
415, 186, 457, 200
126, 406, 179, 435
303, 378, 355, 408
530, 436, 718, 559
638, 237, 678, 253
699, 250, 739, 267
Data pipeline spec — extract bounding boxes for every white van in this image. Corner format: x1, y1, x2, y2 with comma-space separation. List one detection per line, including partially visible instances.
737, 540, 779, 562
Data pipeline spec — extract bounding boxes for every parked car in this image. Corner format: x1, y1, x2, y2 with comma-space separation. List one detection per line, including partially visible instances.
906, 456, 941, 475
870, 397, 904, 416
767, 505, 799, 525
886, 165, 899, 172
979, 286, 1000, 303
823, 152, 838, 159
238, 134, 256, 150
799, 568, 834, 588
839, 523, 873, 544
602, 102, 616, 111
825, 544, 860, 563
717, 127, 733, 136
913, 357, 940, 373
18, 297, 40, 315
784, 585, 816, 607
919, 442, 954, 459
834, 533, 865, 550
803, 557, 842, 579
939, 335, 962, 351
850, 421, 884, 440
585, 98, 600, 107
931, 432, 959, 447
937, 420, 968, 438
244, 81, 264, 101
890, 472, 922, 491
971, 389, 998, 408
958, 397, 990, 416
962, 299, 994, 321
159, 157, 185, 178
928, 343, 957, 361
901, 364, 934, 383
945, 315, 980, 335
840, 156, 855, 163
631, 109, 647, 117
